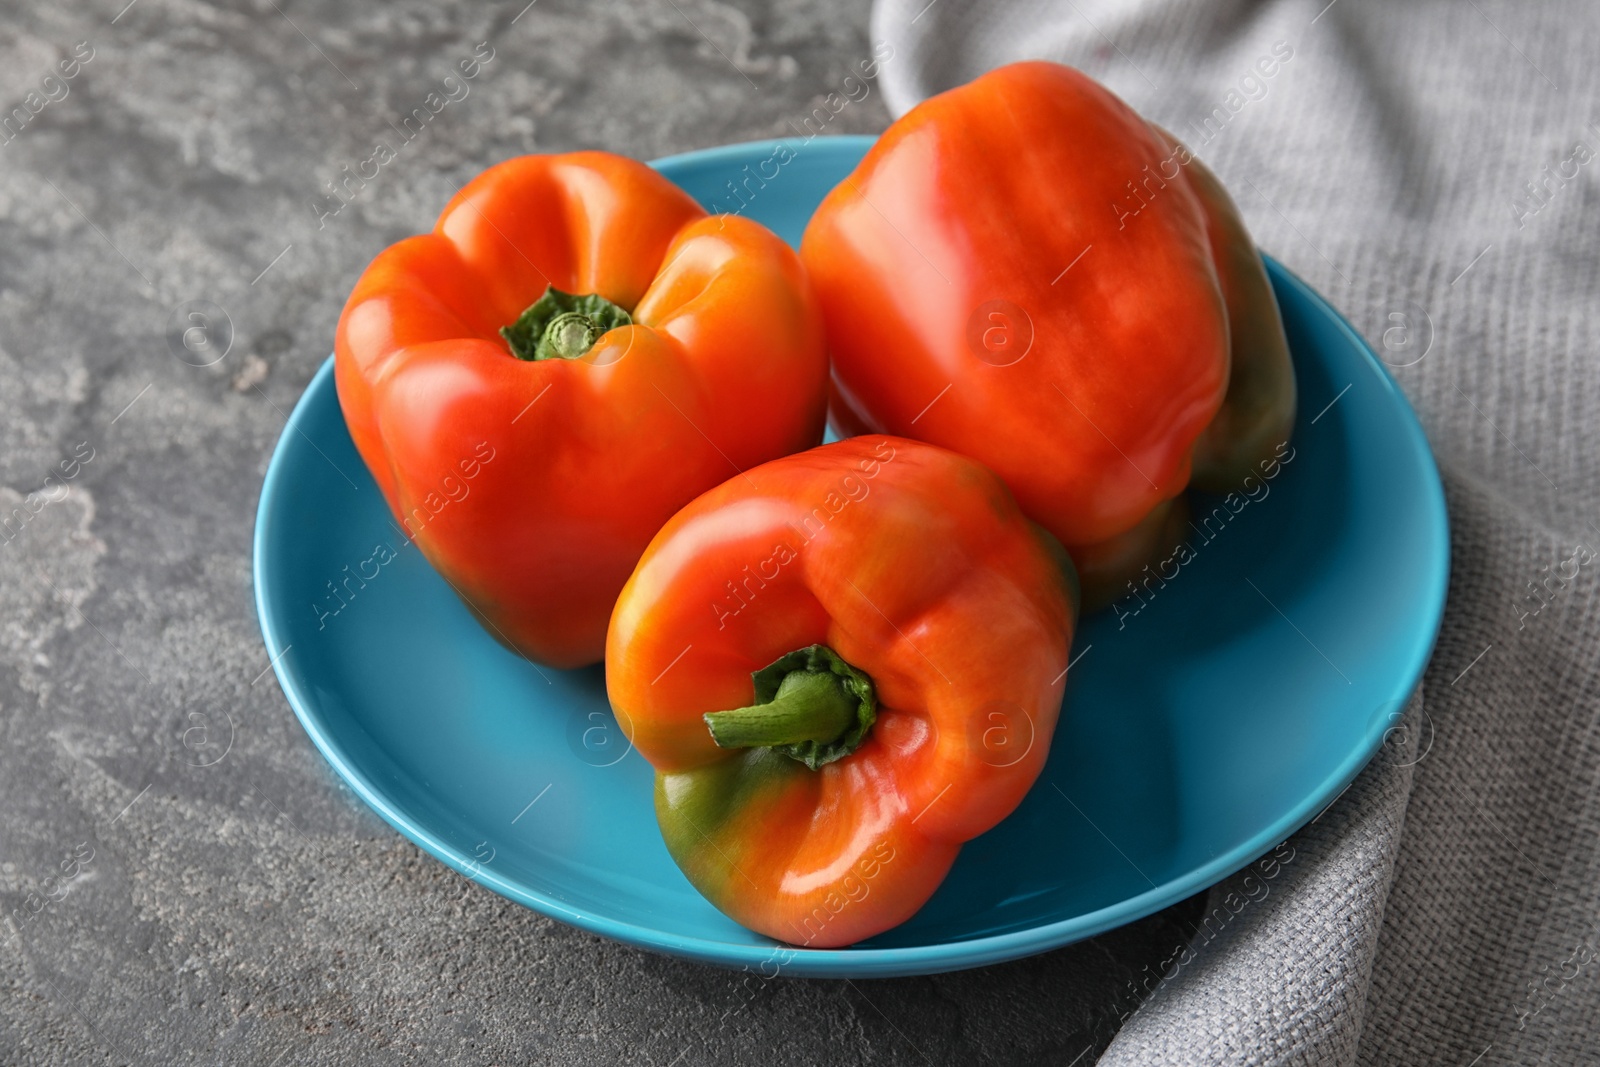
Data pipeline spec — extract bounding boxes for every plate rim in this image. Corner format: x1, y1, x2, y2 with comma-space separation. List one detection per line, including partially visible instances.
252, 135, 1450, 978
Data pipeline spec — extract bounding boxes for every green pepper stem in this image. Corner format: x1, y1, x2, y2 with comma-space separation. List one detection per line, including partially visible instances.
704, 670, 858, 749
703, 644, 878, 770
543, 311, 602, 360
500, 285, 632, 362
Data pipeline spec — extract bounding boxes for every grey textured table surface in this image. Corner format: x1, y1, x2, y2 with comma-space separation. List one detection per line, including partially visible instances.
0, 2, 1204, 1063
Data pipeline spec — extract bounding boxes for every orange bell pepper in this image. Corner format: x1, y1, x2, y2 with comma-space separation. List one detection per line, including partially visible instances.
800, 61, 1294, 609
606, 436, 1078, 946
335, 152, 829, 668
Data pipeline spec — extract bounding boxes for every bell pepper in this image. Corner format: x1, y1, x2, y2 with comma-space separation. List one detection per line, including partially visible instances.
606, 436, 1078, 946
800, 61, 1294, 610
335, 151, 829, 668
1164, 129, 1298, 492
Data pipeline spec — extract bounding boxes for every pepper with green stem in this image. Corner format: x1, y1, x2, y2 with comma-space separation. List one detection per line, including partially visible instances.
607, 436, 1079, 947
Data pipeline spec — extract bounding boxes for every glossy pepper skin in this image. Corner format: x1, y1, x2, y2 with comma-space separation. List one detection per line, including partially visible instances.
800, 61, 1294, 609
606, 436, 1077, 947
336, 152, 829, 668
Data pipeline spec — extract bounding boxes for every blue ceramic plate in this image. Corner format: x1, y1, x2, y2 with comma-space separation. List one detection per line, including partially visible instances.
253, 136, 1448, 978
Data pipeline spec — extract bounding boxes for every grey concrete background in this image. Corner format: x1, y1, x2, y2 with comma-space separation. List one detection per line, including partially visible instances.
0, 1, 1203, 1063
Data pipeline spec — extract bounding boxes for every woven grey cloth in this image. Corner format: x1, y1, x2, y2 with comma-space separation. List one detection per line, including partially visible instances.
871, 1, 1600, 1063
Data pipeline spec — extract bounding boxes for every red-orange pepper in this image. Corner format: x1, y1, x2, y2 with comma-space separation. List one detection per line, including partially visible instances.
606, 436, 1077, 946
336, 152, 828, 667
801, 61, 1295, 608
